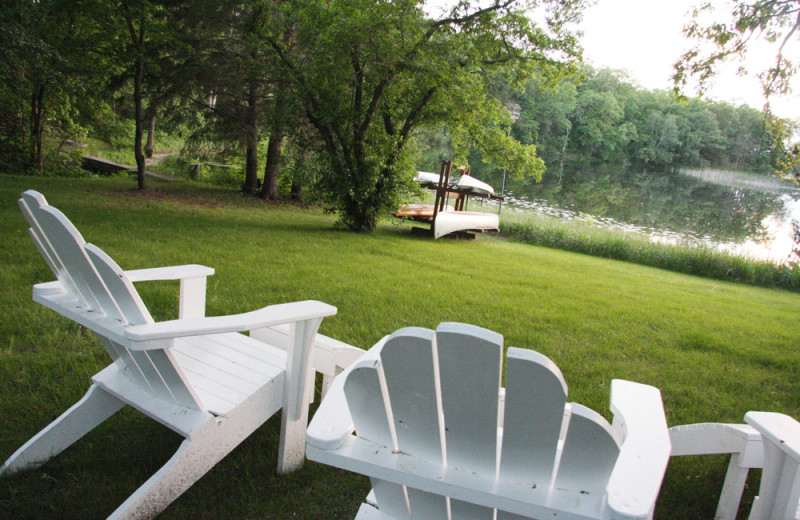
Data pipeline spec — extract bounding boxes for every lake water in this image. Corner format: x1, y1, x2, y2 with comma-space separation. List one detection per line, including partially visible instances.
489, 167, 800, 265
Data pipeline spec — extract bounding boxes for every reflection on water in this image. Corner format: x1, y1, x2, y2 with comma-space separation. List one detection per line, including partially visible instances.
496, 166, 800, 264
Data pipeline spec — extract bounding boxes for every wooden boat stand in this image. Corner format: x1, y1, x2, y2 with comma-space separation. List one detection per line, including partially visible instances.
409, 161, 503, 238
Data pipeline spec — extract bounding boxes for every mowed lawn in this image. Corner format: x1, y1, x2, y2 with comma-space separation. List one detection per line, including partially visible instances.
1, 174, 798, 519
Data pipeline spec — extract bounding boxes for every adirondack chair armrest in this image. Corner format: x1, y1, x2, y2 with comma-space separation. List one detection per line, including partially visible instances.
125, 264, 215, 282
307, 337, 389, 450
126, 264, 215, 318
605, 379, 671, 519
669, 422, 763, 465
123, 300, 337, 350
745, 411, 800, 460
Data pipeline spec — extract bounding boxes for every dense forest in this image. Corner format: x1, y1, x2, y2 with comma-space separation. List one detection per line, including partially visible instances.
417, 67, 797, 192
1, 1, 796, 230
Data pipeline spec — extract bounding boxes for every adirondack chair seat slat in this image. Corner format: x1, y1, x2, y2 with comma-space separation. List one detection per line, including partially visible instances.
175, 333, 285, 387
3, 190, 365, 520
307, 323, 671, 520
172, 333, 287, 416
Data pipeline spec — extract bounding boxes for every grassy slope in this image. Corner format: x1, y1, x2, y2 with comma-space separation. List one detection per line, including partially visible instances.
0, 175, 798, 519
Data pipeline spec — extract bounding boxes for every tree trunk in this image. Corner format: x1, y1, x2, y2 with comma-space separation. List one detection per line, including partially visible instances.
260, 81, 288, 200
559, 125, 570, 184
132, 22, 146, 190
144, 111, 156, 158
261, 131, 284, 200
290, 179, 303, 200
30, 84, 45, 172
290, 147, 307, 200
243, 81, 260, 193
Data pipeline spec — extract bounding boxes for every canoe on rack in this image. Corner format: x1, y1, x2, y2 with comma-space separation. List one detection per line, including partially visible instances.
456, 174, 495, 195
434, 210, 499, 239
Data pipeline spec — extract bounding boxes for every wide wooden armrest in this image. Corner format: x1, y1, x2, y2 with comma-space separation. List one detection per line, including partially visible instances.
124, 300, 337, 350
669, 422, 763, 465
307, 337, 388, 450
125, 264, 215, 282
745, 411, 800, 460
606, 379, 671, 519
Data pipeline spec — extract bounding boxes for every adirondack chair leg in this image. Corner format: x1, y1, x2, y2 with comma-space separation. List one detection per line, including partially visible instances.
107, 434, 217, 520
277, 317, 323, 474
1, 384, 124, 474
108, 379, 284, 520
715, 452, 751, 520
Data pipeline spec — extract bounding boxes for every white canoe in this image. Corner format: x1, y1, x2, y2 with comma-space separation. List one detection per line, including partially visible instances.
414, 171, 443, 185
456, 175, 495, 195
434, 211, 499, 239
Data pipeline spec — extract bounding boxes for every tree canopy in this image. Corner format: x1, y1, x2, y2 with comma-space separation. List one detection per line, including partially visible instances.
1, 0, 796, 231
261, 0, 585, 230
674, 0, 800, 103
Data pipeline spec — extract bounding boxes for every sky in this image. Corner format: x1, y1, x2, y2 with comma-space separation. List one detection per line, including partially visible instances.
580, 0, 800, 120
426, 0, 799, 120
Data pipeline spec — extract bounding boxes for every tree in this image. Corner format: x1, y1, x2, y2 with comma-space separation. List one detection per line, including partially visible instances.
75, 0, 174, 190
570, 89, 628, 162
0, 1, 70, 171
266, 0, 585, 231
165, 1, 297, 196
674, 0, 800, 110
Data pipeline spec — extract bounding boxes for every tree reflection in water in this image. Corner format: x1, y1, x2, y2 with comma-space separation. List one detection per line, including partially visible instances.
498, 165, 800, 264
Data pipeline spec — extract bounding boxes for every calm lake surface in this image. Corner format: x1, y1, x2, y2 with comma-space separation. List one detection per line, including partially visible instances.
490, 167, 800, 264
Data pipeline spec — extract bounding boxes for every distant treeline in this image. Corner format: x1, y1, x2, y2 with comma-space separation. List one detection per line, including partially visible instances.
418, 67, 795, 183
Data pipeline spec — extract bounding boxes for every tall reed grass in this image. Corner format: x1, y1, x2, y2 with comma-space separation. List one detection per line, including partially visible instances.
501, 213, 800, 292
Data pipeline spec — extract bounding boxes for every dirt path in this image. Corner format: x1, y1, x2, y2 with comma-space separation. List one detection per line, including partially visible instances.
145, 152, 174, 166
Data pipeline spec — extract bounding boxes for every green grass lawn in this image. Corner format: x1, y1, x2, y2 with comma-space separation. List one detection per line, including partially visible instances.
1, 174, 798, 519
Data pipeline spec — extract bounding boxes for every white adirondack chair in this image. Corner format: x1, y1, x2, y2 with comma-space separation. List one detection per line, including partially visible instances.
670, 412, 800, 520
307, 322, 672, 520
1, 190, 361, 520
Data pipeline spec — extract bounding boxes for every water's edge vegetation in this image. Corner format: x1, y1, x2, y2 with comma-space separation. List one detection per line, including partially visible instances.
501, 216, 800, 292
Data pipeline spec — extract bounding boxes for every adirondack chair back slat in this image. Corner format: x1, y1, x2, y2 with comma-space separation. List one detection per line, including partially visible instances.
499, 348, 567, 490
19, 192, 96, 309
436, 323, 502, 520
99, 334, 174, 393
553, 403, 620, 507
84, 244, 153, 324
380, 327, 442, 462
436, 323, 503, 476
344, 358, 414, 519
18, 192, 77, 296
371, 481, 413, 519
34, 205, 122, 319
380, 328, 449, 519
84, 243, 203, 410
344, 362, 393, 448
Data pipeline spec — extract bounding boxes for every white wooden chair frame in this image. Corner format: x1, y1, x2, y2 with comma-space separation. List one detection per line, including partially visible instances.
670, 412, 800, 520
307, 322, 671, 520
1, 190, 362, 520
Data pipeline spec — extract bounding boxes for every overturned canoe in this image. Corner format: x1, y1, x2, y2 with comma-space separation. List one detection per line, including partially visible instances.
434, 210, 499, 239
456, 174, 495, 195
414, 171, 445, 186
